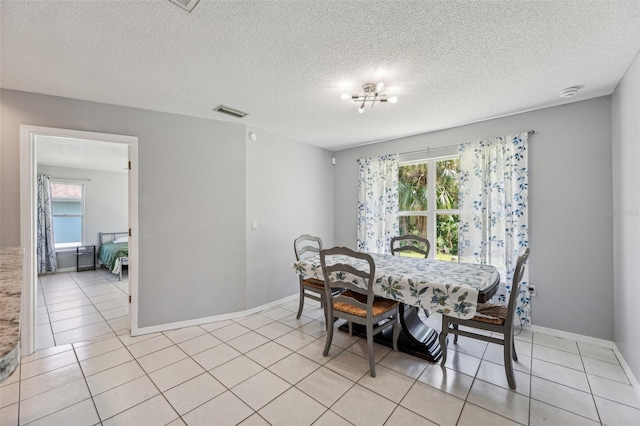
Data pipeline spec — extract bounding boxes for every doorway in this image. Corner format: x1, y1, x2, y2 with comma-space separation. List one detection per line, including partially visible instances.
20, 125, 138, 356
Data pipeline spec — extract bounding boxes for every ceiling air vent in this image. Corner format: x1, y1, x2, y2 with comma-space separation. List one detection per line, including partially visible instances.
168, 0, 200, 12
213, 105, 248, 118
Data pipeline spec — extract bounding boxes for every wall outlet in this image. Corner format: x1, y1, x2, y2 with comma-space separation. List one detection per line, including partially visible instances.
528, 285, 536, 297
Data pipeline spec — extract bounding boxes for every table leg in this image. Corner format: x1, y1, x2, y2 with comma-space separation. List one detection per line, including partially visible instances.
338, 304, 443, 362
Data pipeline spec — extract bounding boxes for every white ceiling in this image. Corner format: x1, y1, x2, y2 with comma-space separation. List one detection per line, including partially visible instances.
2, 1, 639, 151
37, 136, 128, 174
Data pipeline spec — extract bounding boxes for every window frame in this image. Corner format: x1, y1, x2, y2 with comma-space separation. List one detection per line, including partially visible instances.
50, 181, 85, 250
398, 153, 459, 260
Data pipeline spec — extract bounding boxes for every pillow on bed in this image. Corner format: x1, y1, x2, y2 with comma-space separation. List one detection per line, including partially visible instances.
113, 236, 128, 243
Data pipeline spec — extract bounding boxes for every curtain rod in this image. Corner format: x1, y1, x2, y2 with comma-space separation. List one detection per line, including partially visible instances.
399, 130, 534, 157
48, 176, 92, 182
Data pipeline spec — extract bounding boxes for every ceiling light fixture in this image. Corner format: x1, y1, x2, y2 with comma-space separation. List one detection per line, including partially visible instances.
343, 82, 398, 113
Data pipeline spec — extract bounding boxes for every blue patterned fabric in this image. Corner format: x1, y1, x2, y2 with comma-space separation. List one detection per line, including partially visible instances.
37, 174, 58, 274
356, 154, 399, 254
458, 132, 530, 324
293, 253, 499, 319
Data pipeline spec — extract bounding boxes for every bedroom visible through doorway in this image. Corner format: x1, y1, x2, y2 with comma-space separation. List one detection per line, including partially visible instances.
20, 126, 139, 356
35, 135, 130, 350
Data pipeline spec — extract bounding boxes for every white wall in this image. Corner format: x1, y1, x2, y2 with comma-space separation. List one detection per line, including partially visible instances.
37, 165, 128, 270
1, 89, 247, 327
333, 98, 614, 340
245, 127, 334, 308
612, 51, 640, 381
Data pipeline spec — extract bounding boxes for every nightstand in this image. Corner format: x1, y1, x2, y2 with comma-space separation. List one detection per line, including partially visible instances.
76, 245, 96, 272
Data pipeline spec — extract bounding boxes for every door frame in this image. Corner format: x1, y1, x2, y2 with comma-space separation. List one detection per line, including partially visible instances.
20, 125, 139, 356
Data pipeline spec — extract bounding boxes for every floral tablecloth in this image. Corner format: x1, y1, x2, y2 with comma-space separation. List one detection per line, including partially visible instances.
292, 253, 499, 319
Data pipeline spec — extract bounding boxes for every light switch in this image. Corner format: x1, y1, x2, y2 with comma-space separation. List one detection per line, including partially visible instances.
251, 220, 258, 230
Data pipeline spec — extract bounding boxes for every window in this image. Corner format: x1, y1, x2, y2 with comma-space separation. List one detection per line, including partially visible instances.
398, 156, 459, 261
50, 182, 84, 249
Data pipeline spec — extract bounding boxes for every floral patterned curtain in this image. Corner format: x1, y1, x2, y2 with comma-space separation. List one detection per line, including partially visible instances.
37, 174, 58, 274
357, 154, 399, 254
458, 132, 530, 324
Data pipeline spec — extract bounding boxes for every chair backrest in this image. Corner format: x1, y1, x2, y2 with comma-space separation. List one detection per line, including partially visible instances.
294, 234, 323, 262
390, 235, 430, 258
320, 246, 375, 313
505, 248, 530, 329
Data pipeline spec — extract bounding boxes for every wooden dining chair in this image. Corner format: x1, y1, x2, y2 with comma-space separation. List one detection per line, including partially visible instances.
390, 234, 431, 258
320, 246, 400, 377
439, 248, 530, 389
391, 234, 431, 319
293, 234, 333, 323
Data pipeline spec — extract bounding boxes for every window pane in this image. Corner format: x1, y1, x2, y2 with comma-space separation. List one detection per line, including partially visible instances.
436, 214, 459, 261
53, 216, 82, 244
52, 200, 82, 215
436, 159, 459, 210
50, 183, 82, 199
399, 215, 428, 240
398, 163, 428, 212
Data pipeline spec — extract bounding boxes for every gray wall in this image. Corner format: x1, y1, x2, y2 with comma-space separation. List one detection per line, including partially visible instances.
612, 52, 640, 380
1, 89, 247, 327
333, 98, 614, 340
37, 165, 128, 270
245, 128, 334, 308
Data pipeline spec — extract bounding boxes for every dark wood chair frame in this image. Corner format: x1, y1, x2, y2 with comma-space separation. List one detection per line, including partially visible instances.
390, 235, 431, 258
439, 248, 530, 389
320, 246, 400, 377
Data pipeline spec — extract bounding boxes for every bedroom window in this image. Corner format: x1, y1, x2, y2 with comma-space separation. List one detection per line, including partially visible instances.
50, 182, 85, 249
398, 156, 459, 261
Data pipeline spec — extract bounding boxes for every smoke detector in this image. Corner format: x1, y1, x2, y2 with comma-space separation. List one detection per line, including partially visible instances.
559, 86, 580, 98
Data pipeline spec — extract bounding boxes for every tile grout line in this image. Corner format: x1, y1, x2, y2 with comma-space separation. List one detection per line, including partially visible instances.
16, 296, 638, 426
578, 341, 603, 425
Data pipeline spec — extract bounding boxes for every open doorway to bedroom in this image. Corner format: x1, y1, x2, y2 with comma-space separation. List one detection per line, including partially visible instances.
20, 126, 138, 356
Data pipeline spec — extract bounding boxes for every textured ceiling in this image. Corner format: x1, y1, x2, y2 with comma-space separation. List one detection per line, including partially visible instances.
2, 1, 639, 151
37, 136, 128, 174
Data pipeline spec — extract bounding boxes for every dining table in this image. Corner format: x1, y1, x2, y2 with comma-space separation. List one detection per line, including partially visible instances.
292, 252, 500, 362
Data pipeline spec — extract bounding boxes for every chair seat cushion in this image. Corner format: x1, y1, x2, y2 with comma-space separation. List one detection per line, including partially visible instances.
302, 278, 325, 290
472, 303, 507, 325
333, 290, 399, 318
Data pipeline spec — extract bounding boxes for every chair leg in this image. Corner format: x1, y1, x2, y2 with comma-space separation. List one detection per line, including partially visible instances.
512, 339, 518, 361
296, 284, 305, 320
323, 313, 334, 357
348, 321, 353, 336
366, 321, 376, 377
439, 318, 449, 365
504, 335, 516, 389
453, 324, 459, 344
392, 315, 400, 352
322, 294, 331, 332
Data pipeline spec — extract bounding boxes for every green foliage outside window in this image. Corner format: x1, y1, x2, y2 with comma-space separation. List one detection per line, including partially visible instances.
399, 159, 460, 258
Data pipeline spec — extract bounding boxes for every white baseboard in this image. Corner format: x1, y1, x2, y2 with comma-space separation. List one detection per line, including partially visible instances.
523, 324, 614, 348
613, 344, 640, 403
37, 267, 77, 275
525, 324, 640, 401
134, 294, 299, 336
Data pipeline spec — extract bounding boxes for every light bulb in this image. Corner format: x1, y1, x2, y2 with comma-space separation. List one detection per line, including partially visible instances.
340, 93, 350, 100
358, 106, 365, 113
388, 96, 398, 104
375, 82, 384, 93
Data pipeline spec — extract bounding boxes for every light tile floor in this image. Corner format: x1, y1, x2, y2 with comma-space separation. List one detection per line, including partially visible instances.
36, 269, 129, 349
2, 297, 639, 425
